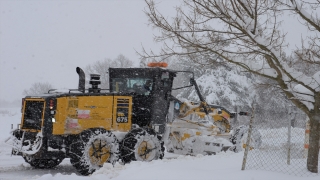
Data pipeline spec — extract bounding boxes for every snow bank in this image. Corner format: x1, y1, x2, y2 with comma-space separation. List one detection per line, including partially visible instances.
0, 108, 319, 180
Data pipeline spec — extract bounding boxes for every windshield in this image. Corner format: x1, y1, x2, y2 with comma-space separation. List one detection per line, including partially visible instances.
111, 78, 153, 95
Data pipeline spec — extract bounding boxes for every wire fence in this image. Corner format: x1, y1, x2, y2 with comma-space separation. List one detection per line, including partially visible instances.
239, 101, 320, 177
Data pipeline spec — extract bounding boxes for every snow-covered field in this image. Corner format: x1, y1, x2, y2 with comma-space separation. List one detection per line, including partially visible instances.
0, 107, 319, 180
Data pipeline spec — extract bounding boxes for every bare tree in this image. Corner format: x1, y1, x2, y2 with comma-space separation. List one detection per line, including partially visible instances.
141, 0, 320, 173
22, 82, 53, 96
114, 54, 134, 67
85, 54, 134, 89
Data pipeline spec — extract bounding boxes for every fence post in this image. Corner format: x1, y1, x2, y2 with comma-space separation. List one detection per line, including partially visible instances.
287, 106, 293, 165
241, 102, 255, 170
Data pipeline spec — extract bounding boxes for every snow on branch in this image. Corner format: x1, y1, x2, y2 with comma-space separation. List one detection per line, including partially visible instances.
142, 0, 320, 111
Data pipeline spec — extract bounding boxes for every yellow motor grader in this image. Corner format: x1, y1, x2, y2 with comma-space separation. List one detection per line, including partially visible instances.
5, 63, 261, 175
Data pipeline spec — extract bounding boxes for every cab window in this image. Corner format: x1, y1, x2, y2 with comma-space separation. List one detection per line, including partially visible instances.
111, 78, 153, 95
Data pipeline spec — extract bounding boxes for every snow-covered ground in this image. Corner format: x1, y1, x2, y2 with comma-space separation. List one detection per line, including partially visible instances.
0, 107, 319, 180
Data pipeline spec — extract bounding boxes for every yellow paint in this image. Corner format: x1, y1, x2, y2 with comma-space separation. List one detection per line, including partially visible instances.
242, 144, 254, 150
196, 131, 201, 136
53, 97, 67, 134
181, 133, 191, 141
117, 112, 125, 116
176, 101, 233, 136
52, 95, 132, 135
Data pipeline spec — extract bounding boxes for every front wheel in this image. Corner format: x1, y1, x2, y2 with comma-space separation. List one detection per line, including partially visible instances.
120, 128, 164, 164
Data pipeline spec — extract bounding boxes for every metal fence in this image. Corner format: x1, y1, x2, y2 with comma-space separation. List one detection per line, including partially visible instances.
240, 102, 319, 177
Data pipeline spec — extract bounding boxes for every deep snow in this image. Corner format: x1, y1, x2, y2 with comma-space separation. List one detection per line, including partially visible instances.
0, 108, 319, 180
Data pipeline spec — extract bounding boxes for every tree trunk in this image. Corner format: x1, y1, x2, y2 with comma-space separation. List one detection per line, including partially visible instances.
307, 113, 320, 173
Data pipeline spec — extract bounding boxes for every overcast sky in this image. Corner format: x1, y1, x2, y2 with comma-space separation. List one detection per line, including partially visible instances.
0, 0, 308, 103
0, 0, 179, 102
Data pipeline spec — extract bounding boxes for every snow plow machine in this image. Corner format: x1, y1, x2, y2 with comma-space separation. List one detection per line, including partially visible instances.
5, 63, 261, 175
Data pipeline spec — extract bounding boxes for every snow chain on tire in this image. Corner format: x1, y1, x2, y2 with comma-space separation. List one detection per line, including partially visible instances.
120, 128, 164, 164
134, 133, 162, 162
69, 129, 119, 176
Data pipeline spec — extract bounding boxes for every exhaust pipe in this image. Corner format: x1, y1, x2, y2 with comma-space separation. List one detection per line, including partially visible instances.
76, 67, 85, 93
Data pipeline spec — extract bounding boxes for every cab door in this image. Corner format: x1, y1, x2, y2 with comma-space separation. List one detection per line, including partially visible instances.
150, 71, 174, 133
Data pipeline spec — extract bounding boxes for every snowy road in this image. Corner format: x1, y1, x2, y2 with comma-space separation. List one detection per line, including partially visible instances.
1, 108, 319, 180
0, 142, 183, 180
0, 157, 76, 180
0, 137, 77, 180
0, 141, 180, 180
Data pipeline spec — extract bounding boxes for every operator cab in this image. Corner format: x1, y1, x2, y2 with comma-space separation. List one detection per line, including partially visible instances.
109, 68, 174, 95
109, 66, 176, 133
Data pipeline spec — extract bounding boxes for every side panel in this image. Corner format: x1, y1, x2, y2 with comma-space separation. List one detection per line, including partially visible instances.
53, 96, 114, 135
77, 96, 114, 133
53, 97, 67, 135
53, 95, 132, 135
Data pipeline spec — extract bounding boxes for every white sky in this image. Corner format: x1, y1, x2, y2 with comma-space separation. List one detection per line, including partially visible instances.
0, 0, 307, 102
0, 0, 178, 101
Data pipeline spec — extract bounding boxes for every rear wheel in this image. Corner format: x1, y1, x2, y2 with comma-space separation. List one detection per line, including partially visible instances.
69, 129, 119, 176
120, 128, 164, 164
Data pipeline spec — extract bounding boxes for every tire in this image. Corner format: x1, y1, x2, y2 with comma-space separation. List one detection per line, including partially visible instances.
229, 125, 262, 152
23, 155, 64, 169
69, 129, 119, 176
120, 128, 164, 164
